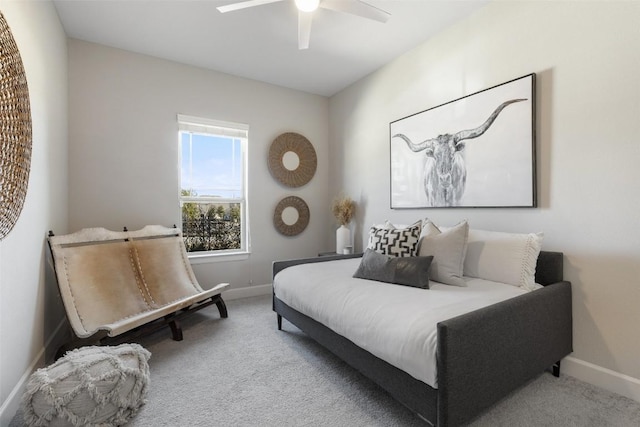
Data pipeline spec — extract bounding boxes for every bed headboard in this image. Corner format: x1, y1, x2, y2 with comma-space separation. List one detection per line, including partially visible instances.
535, 251, 564, 286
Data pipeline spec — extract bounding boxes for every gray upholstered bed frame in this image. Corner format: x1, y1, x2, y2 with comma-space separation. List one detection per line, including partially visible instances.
272, 251, 572, 426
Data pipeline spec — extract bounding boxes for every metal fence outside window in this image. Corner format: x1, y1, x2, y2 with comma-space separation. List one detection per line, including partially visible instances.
182, 217, 241, 252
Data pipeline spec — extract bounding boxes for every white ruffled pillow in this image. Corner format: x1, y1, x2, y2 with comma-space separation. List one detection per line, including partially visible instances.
463, 229, 543, 290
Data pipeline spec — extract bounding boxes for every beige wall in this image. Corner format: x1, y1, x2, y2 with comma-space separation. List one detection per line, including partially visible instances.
0, 0, 68, 423
329, 0, 640, 399
68, 39, 330, 292
2, 1, 638, 421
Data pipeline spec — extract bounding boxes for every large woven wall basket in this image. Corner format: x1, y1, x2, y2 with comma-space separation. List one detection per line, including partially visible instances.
0, 12, 32, 240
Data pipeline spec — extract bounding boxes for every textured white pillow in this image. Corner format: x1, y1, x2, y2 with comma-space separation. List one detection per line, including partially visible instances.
22, 344, 151, 427
367, 220, 422, 257
463, 229, 544, 290
418, 220, 469, 287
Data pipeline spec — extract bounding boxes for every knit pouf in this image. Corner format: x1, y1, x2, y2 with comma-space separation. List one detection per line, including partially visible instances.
22, 343, 151, 427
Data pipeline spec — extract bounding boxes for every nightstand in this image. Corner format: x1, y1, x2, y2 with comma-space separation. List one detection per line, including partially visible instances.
318, 251, 338, 257
317, 252, 362, 259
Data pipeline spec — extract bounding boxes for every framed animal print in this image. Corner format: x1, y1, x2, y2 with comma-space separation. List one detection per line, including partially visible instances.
390, 73, 536, 208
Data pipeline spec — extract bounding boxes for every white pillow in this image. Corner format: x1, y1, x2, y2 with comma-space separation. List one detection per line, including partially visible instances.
367, 220, 422, 257
463, 229, 543, 290
418, 220, 469, 287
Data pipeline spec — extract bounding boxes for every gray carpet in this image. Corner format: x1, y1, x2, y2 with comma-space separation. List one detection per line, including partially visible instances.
11, 295, 640, 426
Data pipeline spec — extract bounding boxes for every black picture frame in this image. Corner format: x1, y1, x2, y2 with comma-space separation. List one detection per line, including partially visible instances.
390, 73, 536, 208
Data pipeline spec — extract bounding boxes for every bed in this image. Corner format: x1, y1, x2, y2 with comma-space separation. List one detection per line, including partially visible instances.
272, 222, 572, 426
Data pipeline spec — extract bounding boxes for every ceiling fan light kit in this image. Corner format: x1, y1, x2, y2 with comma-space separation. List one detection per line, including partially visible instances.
295, 0, 320, 13
217, 0, 390, 50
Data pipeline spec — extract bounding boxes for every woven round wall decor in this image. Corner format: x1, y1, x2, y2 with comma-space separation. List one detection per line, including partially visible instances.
273, 196, 310, 237
268, 132, 317, 188
0, 12, 32, 240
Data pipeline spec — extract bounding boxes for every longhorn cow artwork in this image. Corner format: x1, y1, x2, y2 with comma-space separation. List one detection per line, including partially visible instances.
393, 99, 524, 207
390, 74, 536, 208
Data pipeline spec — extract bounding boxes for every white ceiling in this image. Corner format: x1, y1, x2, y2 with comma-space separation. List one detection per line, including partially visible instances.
53, 0, 489, 97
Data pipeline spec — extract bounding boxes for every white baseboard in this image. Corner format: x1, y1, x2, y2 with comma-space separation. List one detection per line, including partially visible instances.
0, 320, 68, 425
222, 283, 272, 300
0, 360, 39, 426
563, 356, 640, 403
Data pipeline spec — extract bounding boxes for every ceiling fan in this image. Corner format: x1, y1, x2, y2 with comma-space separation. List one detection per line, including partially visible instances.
217, 0, 391, 50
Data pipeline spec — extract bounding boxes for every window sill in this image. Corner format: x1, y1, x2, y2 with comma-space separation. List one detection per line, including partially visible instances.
188, 251, 250, 264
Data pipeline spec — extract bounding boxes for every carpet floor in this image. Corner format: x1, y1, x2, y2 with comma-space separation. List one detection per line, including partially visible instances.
11, 295, 640, 426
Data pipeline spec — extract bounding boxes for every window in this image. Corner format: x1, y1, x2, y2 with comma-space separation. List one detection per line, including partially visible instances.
178, 114, 249, 256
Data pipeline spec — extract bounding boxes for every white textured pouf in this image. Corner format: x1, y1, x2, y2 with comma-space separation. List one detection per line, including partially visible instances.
22, 343, 151, 427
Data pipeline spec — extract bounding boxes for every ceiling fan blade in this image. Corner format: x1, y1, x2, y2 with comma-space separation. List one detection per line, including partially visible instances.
298, 11, 313, 50
320, 0, 390, 23
217, 0, 284, 13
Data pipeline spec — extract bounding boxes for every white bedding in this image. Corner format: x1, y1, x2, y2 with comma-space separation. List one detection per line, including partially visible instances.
273, 258, 529, 388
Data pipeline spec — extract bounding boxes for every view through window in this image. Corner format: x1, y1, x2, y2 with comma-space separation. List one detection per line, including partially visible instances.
178, 115, 248, 254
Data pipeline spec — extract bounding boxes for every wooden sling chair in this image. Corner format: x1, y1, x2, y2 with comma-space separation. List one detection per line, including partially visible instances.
48, 225, 229, 358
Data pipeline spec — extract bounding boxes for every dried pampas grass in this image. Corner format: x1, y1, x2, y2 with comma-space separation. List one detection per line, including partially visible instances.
332, 195, 356, 226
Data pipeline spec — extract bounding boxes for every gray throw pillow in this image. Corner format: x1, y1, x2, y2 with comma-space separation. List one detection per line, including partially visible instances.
353, 249, 433, 289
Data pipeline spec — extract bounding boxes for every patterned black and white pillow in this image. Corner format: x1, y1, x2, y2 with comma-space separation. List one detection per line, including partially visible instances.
367, 220, 422, 257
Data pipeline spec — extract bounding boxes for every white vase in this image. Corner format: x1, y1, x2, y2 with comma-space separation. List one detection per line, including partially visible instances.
336, 225, 350, 254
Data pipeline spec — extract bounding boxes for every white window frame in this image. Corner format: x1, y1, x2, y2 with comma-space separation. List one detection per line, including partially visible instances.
177, 114, 250, 262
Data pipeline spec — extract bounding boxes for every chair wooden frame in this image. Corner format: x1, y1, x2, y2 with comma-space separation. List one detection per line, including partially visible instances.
48, 225, 229, 358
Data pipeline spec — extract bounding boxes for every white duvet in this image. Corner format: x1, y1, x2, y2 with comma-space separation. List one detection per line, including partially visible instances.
273, 258, 529, 388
